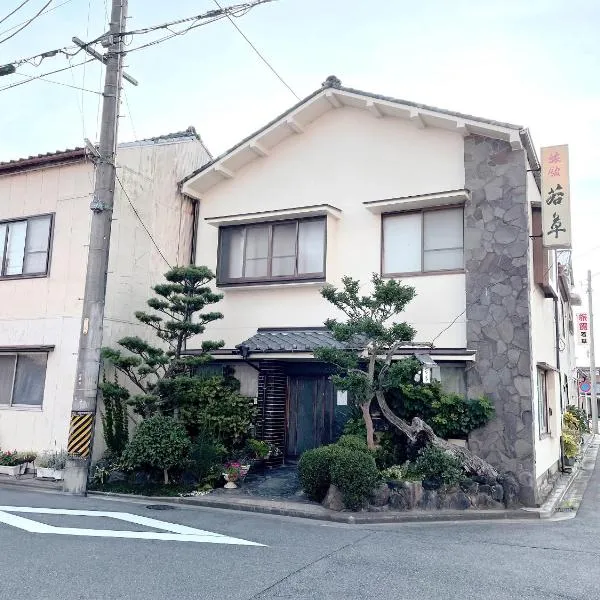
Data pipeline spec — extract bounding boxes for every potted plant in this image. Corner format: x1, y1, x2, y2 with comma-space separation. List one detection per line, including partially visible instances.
18, 451, 38, 474
0, 450, 26, 476
36, 450, 68, 480
222, 461, 251, 489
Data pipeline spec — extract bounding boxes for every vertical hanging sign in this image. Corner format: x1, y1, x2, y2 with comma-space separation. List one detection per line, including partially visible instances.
578, 312, 589, 345
541, 145, 571, 248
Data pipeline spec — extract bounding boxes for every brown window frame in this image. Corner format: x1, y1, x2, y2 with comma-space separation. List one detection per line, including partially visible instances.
217, 216, 327, 286
0, 351, 48, 408
381, 205, 465, 277
0, 213, 54, 280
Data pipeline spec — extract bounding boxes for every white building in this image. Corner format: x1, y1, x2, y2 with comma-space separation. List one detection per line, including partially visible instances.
0, 129, 210, 455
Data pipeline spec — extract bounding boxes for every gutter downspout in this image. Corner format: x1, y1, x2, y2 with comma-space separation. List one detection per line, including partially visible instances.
555, 297, 565, 472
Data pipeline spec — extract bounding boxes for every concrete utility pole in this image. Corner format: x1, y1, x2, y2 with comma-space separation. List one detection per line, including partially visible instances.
588, 270, 598, 435
63, 0, 128, 494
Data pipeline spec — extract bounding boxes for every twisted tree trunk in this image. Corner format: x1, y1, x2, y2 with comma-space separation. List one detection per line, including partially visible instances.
375, 391, 498, 479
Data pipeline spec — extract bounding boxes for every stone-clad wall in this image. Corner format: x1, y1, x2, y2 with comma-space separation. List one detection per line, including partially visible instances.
463, 135, 537, 506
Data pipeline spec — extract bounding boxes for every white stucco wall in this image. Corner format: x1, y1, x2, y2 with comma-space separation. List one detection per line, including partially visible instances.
193, 107, 467, 350
0, 161, 93, 452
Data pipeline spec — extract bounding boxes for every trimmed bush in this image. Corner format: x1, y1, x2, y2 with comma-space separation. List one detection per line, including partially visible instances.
330, 447, 379, 510
409, 445, 463, 486
336, 434, 370, 453
122, 415, 191, 484
298, 446, 335, 502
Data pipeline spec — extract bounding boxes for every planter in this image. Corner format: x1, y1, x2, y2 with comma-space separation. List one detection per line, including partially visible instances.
564, 456, 576, 467
36, 467, 64, 480
223, 473, 238, 489
0, 465, 22, 477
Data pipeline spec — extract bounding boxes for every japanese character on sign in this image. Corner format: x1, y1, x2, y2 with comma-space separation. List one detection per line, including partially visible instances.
545, 184, 564, 205
579, 314, 588, 322
548, 166, 561, 177
580, 322, 588, 331
548, 212, 566, 239
548, 152, 561, 164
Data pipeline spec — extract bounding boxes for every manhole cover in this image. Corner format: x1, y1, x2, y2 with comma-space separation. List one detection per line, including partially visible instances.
146, 504, 175, 511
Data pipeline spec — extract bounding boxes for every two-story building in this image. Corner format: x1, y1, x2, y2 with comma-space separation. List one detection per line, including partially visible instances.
181, 77, 579, 506
0, 128, 210, 456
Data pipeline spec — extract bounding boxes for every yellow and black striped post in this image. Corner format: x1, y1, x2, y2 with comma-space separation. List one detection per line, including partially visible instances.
67, 413, 95, 458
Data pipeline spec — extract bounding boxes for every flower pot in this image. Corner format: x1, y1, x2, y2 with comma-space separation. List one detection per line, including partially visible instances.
0, 465, 21, 477
223, 473, 238, 489
36, 467, 64, 480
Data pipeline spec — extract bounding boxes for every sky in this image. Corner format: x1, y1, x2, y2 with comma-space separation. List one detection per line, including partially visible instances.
1, 0, 599, 362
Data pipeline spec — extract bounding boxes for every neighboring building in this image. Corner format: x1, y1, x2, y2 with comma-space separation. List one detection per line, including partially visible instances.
0, 128, 211, 455
181, 76, 580, 506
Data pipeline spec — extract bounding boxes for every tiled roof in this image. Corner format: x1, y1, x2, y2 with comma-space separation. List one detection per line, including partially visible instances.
237, 328, 366, 353
0, 127, 204, 174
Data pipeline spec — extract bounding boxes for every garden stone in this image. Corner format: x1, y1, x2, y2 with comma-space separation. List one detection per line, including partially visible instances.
491, 484, 504, 502
498, 473, 520, 508
107, 470, 126, 484
133, 471, 150, 485
419, 490, 439, 510
447, 491, 471, 510
370, 483, 391, 507
422, 476, 443, 490
389, 489, 411, 511
476, 493, 504, 509
479, 484, 492, 496
460, 479, 479, 494
322, 484, 344, 511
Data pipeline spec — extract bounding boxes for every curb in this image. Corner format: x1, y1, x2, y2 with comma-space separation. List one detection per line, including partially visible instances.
87, 490, 540, 524
536, 434, 599, 519
0, 477, 61, 493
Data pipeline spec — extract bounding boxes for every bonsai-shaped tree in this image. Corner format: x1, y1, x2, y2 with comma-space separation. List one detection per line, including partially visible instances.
101, 266, 225, 416
315, 274, 497, 478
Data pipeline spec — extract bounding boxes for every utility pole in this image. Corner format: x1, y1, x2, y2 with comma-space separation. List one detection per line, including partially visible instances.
588, 270, 598, 435
63, 0, 128, 494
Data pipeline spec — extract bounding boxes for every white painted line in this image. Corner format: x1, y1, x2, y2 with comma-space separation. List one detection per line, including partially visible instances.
0, 506, 265, 546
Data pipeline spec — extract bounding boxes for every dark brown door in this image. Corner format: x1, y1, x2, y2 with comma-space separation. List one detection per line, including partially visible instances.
286, 376, 335, 458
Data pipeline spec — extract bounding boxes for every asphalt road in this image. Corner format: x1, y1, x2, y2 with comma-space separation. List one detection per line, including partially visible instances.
1, 458, 599, 600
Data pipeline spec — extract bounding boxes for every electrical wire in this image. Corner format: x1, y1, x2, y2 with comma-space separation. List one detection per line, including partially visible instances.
10, 70, 101, 94
0, 0, 33, 26
0, 0, 73, 37
115, 173, 172, 268
0, 0, 53, 46
0, 58, 94, 93
212, 0, 299, 100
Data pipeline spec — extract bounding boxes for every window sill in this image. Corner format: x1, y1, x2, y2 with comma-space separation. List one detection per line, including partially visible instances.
0, 273, 49, 281
538, 432, 552, 440
218, 279, 327, 291
382, 269, 465, 278
0, 405, 43, 412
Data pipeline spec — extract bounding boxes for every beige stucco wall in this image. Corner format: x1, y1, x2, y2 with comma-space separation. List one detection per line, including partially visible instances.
0, 137, 211, 456
0, 160, 93, 452
193, 107, 467, 350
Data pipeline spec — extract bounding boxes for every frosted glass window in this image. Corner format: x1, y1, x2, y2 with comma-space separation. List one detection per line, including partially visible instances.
382, 207, 464, 275
0, 353, 47, 407
218, 218, 326, 283
298, 220, 325, 274
382, 213, 421, 274
0, 355, 16, 405
0, 215, 52, 277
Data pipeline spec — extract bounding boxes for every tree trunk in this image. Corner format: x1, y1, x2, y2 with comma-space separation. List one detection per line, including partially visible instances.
375, 391, 498, 479
163, 468, 169, 485
360, 401, 376, 450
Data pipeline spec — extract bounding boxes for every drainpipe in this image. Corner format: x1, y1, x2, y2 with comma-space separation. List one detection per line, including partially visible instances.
238, 345, 264, 439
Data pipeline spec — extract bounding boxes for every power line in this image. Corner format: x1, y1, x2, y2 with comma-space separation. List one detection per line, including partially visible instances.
115, 173, 172, 268
0, 0, 33, 26
0, 0, 53, 45
10, 69, 101, 94
212, 0, 299, 100
0, 0, 73, 37
0, 59, 93, 93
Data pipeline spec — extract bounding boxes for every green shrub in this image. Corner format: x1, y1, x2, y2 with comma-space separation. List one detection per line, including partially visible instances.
430, 394, 495, 439
562, 431, 579, 459
246, 438, 270, 459
336, 434, 370, 453
342, 416, 367, 437
122, 415, 191, 484
188, 434, 226, 485
330, 447, 379, 510
298, 446, 335, 501
566, 405, 590, 434
410, 445, 464, 486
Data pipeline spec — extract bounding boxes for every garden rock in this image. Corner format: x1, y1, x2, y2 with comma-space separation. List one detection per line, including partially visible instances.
419, 490, 439, 510
107, 470, 126, 484
133, 471, 151, 485
370, 483, 391, 507
322, 484, 344, 511
447, 490, 471, 510
389, 489, 411, 511
460, 479, 479, 494
491, 484, 504, 503
498, 473, 520, 508
422, 476, 443, 490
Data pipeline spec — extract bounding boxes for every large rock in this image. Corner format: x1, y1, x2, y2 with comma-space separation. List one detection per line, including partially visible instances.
447, 490, 471, 510
419, 490, 439, 510
498, 473, 520, 508
322, 484, 344, 511
370, 483, 391, 507
107, 470, 126, 484
389, 481, 423, 511
491, 484, 504, 503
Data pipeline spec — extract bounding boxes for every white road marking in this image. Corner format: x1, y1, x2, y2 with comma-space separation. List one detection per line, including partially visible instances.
0, 506, 265, 546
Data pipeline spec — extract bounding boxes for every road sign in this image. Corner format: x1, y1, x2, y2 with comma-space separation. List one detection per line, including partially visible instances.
580, 382, 591, 394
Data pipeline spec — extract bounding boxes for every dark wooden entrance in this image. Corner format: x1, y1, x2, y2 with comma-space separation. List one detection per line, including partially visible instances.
286, 376, 335, 458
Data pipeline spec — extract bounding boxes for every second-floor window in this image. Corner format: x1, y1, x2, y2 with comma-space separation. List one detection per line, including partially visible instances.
0, 215, 52, 278
382, 207, 464, 276
0, 352, 48, 407
218, 217, 326, 284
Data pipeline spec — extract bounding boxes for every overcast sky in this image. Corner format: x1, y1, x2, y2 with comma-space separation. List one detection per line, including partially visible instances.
1, 0, 599, 358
